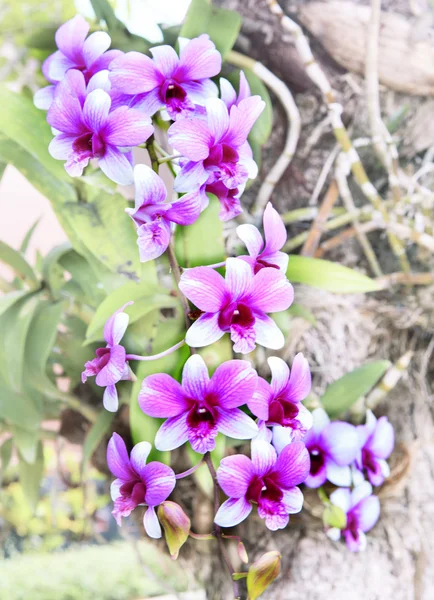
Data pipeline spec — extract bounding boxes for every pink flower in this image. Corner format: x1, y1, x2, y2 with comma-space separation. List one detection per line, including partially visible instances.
179, 257, 294, 354
215, 440, 310, 530
353, 410, 394, 486
82, 302, 134, 412
109, 35, 221, 119
107, 433, 176, 538
168, 96, 264, 221
327, 482, 380, 552
126, 164, 202, 262
219, 71, 251, 110
34, 15, 122, 110
237, 203, 289, 274
138, 354, 258, 454
248, 354, 313, 446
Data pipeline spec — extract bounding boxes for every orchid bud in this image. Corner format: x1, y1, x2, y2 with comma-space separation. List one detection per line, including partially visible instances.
238, 540, 249, 564
158, 501, 191, 560
246, 551, 281, 600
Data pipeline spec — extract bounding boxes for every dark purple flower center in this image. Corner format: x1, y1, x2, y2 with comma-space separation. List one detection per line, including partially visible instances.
73, 131, 106, 160
309, 448, 325, 476
246, 474, 283, 504
254, 258, 280, 274
119, 479, 146, 505
204, 143, 239, 174
345, 511, 359, 541
186, 393, 219, 429
161, 80, 189, 114
268, 398, 300, 427
362, 448, 380, 476
218, 302, 255, 332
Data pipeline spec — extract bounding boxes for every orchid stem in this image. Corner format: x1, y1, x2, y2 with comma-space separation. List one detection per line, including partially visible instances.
145, 135, 159, 174
166, 242, 194, 336
158, 153, 181, 164
175, 458, 204, 479
182, 260, 226, 271
204, 452, 240, 600
189, 531, 216, 540
126, 339, 185, 362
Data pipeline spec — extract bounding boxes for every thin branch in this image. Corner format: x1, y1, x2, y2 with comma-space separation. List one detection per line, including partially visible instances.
166, 242, 193, 335
301, 180, 339, 256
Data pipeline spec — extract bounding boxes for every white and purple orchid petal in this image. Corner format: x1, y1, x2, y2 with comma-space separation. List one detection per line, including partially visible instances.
351, 481, 373, 506
106, 432, 135, 480
310, 407, 330, 435
143, 506, 162, 539
282, 486, 304, 513
259, 506, 289, 531
46, 51, 77, 82
238, 141, 258, 179
225, 257, 253, 300
364, 409, 377, 436
297, 404, 314, 434
253, 312, 285, 350
34, 85, 55, 110
48, 134, 76, 159
59, 68, 87, 101
248, 268, 294, 313
87, 69, 111, 93
64, 154, 89, 177
103, 301, 133, 346
209, 360, 257, 409
225, 96, 265, 147
181, 354, 210, 400
263, 250, 289, 272
230, 324, 256, 354
325, 461, 353, 487
251, 440, 277, 476
83, 89, 111, 131
98, 146, 134, 185
179, 266, 226, 312
206, 98, 230, 142
236, 224, 264, 260
149, 44, 178, 77
217, 408, 258, 440
285, 352, 312, 402
366, 416, 394, 459
83, 31, 111, 68
143, 462, 176, 505
96, 345, 127, 386
238, 71, 251, 102
182, 79, 218, 105
273, 441, 310, 488
110, 478, 123, 501
165, 189, 202, 226
129, 88, 163, 117
185, 312, 225, 348
263, 202, 287, 254
351, 463, 366, 486
214, 497, 252, 528
353, 495, 380, 533
154, 413, 190, 451
272, 425, 293, 454
90, 49, 123, 76
139, 373, 188, 418
304, 465, 328, 488
327, 527, 342, 542
344, 528, 367, 552
47, 90, 85, 135
321, 421, 360, 466
219, 77, 237, 108
129, 441, 152, 477
247, 377, 271, 421
173, 161, 209, 192
267, 356, 290, 395
133, 163, 167, 208
103, 384, 119, 412
168, 118, 212, 162
255, 420, 273, 443
176, 34, 222, 82
136, 220, 171, 262
109, 51, 162, 93
330, 487, 352, 514
55, 14, 89, 62
217, 454, 255, 498
104, 107, 153, 146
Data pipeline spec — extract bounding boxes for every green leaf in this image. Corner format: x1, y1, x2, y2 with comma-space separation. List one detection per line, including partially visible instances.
287, 303, 317, 325
25, 300, 63, 393
20, 217, 41, 255
321, 360, 391, 418
175, 195, 225, 268
82, 410, 114, 475
323, 504, 347, 529
0, 289, 30, 317
85, 280, 179, 344
0, 240, 39, 286
180, 0, 242, 58
41, 242, 72, 296
286, 256, 381, 293
59, 249, 106, 306
11, 425, 39, 464
18, 441, 44, 511
0, 437, 13, 477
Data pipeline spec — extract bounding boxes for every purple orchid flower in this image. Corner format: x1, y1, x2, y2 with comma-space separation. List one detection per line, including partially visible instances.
302, 408, 360, 488
126, 164, 202, 262
353, 410, 394, 486
109, 35, 221, 119
47, 70, 153, 184
138, 354, 258, 454
107, 433, 176, 538
82, 302, 134, 412
237, 203, 289, 274
168, 96, 265, 221
179, 257, 294, 354
248, 354, 313, 447
34, 15, 122, 110
327, 482, 380, 552
219, 70, 251, 110
215, 440, 310, 530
